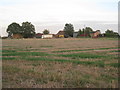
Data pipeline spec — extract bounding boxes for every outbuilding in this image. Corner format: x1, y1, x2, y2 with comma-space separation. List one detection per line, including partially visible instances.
41, 34, 53, 39
56, 31, 65, 38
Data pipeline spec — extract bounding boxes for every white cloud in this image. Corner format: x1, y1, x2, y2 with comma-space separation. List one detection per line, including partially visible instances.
0, 0, 118, 36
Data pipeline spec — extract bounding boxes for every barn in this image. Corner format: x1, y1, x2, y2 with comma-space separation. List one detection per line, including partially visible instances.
56, 31, 64, 38
90, 30, 101, 38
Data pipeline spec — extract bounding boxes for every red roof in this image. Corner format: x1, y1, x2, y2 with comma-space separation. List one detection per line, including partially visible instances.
36, 33, 43, 36
57, 31, 64, 35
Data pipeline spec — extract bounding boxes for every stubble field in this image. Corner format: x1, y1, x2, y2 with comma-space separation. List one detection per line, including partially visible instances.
2, 38, 119, 88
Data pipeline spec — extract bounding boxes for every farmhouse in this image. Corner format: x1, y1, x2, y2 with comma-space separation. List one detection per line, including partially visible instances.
12, 34, 23, 39
90, 30, 101, 38
56, 31, 64, 38
42, 34, 53, 39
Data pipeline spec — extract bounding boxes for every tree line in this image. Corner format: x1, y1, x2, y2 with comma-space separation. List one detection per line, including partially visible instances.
7, 22, 35, 38
6, 22, 119, 38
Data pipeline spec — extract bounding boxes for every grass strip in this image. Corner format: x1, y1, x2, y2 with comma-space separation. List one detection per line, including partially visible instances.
23, 57, 105, 67
2, 50, 16, 53
40, 46, 53, 48
53, 47, 120, 53
110, 50, 120, 52
107, 63, 120, 68
2, 57, 17, 60
53, 49, 93, 53
59, 53, 106, 59
2, 52, 50, 56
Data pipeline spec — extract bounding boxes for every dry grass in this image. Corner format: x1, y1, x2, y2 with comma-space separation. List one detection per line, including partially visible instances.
2, 38, 119, 88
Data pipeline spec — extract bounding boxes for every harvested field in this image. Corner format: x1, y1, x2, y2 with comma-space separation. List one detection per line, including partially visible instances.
2, 38, 119, 88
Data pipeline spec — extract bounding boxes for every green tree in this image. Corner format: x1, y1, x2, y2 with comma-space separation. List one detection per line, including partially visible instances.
22, 21, 35, 38
6, 22, 22, 37
84, 27, 93, 37
43, 29, 50, 34
105, 29, 119, 37
78, 29, 83, 36
64, 23, 74, 37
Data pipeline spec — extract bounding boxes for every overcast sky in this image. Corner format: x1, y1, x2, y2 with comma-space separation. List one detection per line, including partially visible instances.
0, 0, 119, 36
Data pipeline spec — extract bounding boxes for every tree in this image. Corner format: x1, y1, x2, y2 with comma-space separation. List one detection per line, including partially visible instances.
78, 29, 83, 36
43, 29, 50, 34
6, 22, 22, 37
84, 27, 93, 37
64, 23, 74, 37
77, 27, 93, 37
105, 29, 119, 37
22, 21, 35, 38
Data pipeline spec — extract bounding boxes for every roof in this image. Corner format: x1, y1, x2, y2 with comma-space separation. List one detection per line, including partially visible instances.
57, 31, 64, 35
74, 32, 78, 34
36, 33, 43, 36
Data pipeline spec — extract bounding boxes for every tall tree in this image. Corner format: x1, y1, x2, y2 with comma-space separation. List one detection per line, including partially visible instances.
43, 29, 50, 34
6, 22, 22, 37
78, 29, 83, 36
105, 29, 119, 37
22, 21, 35, 38
84, 27, 93, 36
64, 23, 74, 37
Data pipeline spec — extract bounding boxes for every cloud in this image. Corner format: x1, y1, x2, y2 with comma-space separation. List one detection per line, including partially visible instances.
0, 0, 118, 36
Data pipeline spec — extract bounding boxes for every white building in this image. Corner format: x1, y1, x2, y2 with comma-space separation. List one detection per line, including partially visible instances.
41, 34, 53, 39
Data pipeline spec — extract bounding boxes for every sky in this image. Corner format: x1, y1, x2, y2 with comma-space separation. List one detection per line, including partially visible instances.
0, 0, 119, 36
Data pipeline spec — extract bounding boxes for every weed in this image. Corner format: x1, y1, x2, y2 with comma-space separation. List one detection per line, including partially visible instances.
100, 74, 118, 82
3, 66, 21, 73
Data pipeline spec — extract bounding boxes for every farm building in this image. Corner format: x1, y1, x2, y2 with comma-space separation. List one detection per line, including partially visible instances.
56, 31, 64, 38
35, 33, 43, 38
73, 32, 78, 38
42, 34, 53, 39
90, 30, 101, 38
12, 34, 23, 39
52, 34, 56, 38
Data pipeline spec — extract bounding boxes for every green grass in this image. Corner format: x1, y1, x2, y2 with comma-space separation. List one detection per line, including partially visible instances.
52, 49, 93, 53
110, 50, 120, 52
3, 56, 105, 67
2, 48, 117, 68
2, 51, 50, 57
107, 63, 120, 68
22, 57, 105, 67
2, 57, 17, 60
2, 49, 16, 53
53, 47, 120, 53
99, 47, 120, 50
59, 53, 106, 59
40, 45, 53, 48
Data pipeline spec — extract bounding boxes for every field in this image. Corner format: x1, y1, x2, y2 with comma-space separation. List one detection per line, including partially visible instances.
2, 38, 119, 88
